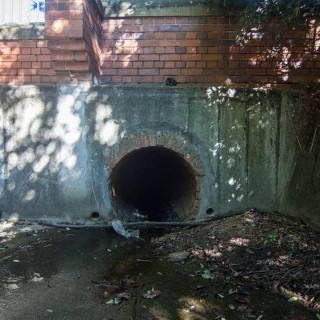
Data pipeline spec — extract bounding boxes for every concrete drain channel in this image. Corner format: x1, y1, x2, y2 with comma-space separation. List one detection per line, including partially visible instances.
110, 146, 197, 222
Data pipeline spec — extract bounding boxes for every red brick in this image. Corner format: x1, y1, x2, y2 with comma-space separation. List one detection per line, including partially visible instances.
154, 61, 164, 68
0, 69, 17, 75
165, 47, 175, 54
32, 76, 41, 83
112, 75, 126, 82
131, 75, 153, 82
181, 54, 202, 61
187, 47, 197, 54
21, 62, 32, 68
118, 69, 138, 76
182, 68, 203, 76
46, 10, 70, 20
175, 61, 186, 68
117, 54, 138, 62
143, 61, 153, 68
38, 55, 51, 62
206, 61, 218, 68
18, 69, 37, 76
0, 48, 20, 54
20, 40, 37, 48
41, 62, 52, 68
37, 41, 49, 48
40, 48, 50, 54
32, 62, 42, 68
69, 28, 83, 38
51, 51, 73, 61
102, 76, 112, 82
48, 40, 86, 51
70, 11, 83, 20
164, 61, 175, 68
41, 75, 57, 83
0, 55, 17, 62
18, 55, 37, 62
202, 54, 224, 61
74, 51, 88, 61
139, 69, 159, 76
132, 61, 143, 68
64, 61, 90, 71
160, 54, 181, 61
31, 48, 41, 55
185, 32, 197, 39
246, 68, 267, 75
186, 61, 196, 68
143, 47, 155, 54
160, 69, 181, 75
155, 47, 165, 54
21, 48, 31, 54
139, 54, 159, 61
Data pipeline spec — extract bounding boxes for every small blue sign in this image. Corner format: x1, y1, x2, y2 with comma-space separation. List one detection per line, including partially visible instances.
31, 1, 45, 12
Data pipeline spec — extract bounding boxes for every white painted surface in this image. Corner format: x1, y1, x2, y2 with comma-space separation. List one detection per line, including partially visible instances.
0, 0, 45, 24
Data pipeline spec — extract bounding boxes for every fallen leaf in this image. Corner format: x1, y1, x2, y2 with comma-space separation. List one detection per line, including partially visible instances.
142, 287, 161, 299
200, 269, 215, 280
106, 292, 130, 305
288, 296, 298, 302
228, 288, 237, 295
4, 284, 19, 290
168, 251, 189, 263
237, 305, 247, 312
229, 304, 235, 310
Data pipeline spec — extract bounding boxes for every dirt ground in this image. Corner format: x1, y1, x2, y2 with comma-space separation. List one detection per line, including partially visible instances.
152, 211, 320, 317
0, 211, 319, 320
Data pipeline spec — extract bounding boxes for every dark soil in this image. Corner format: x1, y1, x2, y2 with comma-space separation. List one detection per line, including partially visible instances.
0, 211, 319, 320
151, 211, 320, 316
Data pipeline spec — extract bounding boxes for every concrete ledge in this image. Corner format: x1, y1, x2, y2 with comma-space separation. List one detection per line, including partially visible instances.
100, 0, 242, 17
0, 84, 318, 229
0, 23, 44, 40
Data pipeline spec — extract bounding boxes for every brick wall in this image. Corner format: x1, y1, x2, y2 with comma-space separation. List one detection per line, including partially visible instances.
1, 6, 320, 87
102, 17, 320, 87
0, 40, 56, 84
45, 0, 102, 84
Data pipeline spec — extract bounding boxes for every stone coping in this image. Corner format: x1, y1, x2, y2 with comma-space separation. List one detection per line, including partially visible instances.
0, 23, 44, 40
98, 0, 241, 17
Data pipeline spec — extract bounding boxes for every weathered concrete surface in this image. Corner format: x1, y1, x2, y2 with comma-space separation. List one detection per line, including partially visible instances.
277, 94, 320, 229
0, 84, 319, 228
0, 23, 44, 40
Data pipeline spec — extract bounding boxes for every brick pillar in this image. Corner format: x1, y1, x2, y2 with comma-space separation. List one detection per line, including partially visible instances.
45, 0, 102, 84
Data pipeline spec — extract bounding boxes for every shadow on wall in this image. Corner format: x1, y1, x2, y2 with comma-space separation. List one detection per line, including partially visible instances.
229, 17, 320, 87
0, 83, 293, 223
0, 85, 127, 222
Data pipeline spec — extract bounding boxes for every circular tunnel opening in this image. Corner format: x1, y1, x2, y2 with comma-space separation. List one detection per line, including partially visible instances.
110, 147, 197, 222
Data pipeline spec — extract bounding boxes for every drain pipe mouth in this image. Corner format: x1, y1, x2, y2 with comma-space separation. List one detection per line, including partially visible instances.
110, 146, 198, 222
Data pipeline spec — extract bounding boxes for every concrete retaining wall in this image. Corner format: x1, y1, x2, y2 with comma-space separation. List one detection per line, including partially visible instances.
0, 85, 319, 227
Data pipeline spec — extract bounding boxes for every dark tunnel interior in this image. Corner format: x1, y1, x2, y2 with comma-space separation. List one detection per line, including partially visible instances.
110, 146, 197, 221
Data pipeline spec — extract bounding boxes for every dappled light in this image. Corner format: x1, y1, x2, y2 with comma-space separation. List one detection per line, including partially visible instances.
152, 211, 320, 316
0, 1, 319, 319
231, 15, 320, 88
0, 85, 126, 221
177, 296, 216, 320
94, 103, 123, 146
